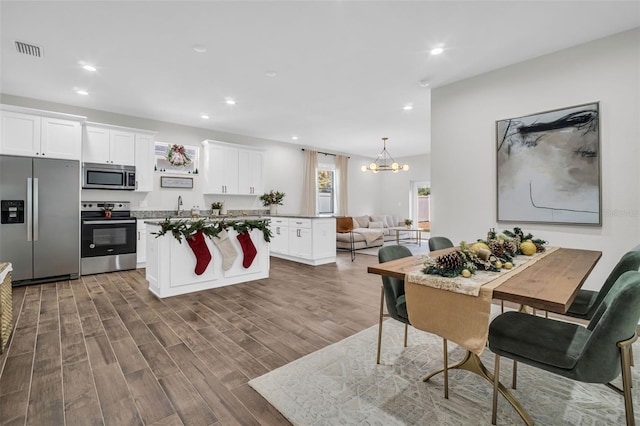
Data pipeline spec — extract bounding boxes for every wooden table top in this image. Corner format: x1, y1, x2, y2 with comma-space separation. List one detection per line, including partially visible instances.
367, 247, 602, 313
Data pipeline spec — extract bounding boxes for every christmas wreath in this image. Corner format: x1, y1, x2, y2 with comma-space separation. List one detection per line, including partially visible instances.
166, 144, 191, 167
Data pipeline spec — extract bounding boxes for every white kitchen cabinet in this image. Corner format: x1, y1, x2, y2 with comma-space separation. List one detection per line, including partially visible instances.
202, 141, 238, 194
269, 216, 336, 265
83, 123, 135, 166
41, 117, 82, 160
202, 140, 264, 196
137, 220, 147, 267
269, 217, 290, 254
134, 132, 155, 192
289, 225, 313, 258
238, 148, 263, 195
1, 108, 83, 160
110, 130, 135, 165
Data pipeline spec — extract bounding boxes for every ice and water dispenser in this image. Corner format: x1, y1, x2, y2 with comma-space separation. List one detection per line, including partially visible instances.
1, 200, 25, 224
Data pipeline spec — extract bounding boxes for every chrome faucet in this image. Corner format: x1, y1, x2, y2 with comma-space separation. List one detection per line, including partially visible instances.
177, 195, 183, 216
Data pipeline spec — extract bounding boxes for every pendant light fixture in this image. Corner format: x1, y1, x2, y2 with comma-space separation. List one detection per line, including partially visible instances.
361, 137, 409, 173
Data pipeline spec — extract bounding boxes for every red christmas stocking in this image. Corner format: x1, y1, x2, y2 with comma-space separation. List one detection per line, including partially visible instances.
236, 231, 257, 268
186, 230, 212, 275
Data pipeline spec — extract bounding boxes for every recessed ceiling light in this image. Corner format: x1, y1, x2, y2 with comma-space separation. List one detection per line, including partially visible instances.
403, 104, 414, 111
82, 64, 97, 72
430, 47, 444, 55
200, 114, 210, 120
419, 80, 430, 87
291, 135, 298, 140
265, 71, 277, 77
225, 98, 236, 105
192, 45, 207, 53
76, 89, 88, 96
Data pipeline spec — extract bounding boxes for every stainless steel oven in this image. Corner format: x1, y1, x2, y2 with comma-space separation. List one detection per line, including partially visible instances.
81, 201, 137, 275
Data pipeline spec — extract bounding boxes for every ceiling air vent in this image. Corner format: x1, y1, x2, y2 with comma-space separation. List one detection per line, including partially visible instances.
15, 41, 42, 57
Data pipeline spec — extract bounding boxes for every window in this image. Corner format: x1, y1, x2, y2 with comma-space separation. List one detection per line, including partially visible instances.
155, 141, 199, 174
317, 167, 335, 214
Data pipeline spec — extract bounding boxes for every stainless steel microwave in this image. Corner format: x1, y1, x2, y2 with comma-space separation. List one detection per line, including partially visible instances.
82, 162, 136, 190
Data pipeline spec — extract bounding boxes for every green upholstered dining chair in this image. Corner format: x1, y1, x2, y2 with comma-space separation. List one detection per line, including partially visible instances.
428, 236, 454, 252
563, 250, 640, 320
488, 270, 640, 426
376, 245, 413, 364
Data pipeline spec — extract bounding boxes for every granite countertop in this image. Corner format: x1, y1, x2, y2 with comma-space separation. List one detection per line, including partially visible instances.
132, 209, 268, 220
134, 210, 333, 222
272, 214, 334, 219
144, 216, 264, 226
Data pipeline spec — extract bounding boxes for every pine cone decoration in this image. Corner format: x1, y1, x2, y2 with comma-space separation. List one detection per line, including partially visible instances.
535, 242, 546, 253
503, 240, 518, 256
436, 251, 463, 270
488, 240, 505, 258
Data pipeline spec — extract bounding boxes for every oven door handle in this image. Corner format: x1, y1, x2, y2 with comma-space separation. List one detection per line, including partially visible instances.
83, 219, 137, 225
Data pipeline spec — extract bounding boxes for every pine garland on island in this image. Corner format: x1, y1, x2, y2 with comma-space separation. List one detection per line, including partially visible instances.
151, 218, 273, 243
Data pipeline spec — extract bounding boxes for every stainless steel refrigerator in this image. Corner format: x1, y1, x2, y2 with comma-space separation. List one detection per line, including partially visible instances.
0, 155, 80, 285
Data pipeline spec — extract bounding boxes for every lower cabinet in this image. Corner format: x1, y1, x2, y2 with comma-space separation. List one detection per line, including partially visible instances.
269, 217, 289, 254
137, 220, 147, 267
269, 217, 336, 266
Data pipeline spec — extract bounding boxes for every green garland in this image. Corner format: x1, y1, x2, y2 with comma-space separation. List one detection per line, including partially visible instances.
422, 242, 498, 278
151, 218, 273, 243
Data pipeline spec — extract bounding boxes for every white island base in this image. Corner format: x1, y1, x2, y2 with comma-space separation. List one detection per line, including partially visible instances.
146, 225, 269, 298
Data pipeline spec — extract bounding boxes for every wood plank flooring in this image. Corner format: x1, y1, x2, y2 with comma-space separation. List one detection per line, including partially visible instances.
0, 252, 382, 425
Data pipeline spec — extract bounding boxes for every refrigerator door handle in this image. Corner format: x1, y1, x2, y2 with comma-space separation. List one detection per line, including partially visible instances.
27, 177, 33, 242
33, 178, 39, 241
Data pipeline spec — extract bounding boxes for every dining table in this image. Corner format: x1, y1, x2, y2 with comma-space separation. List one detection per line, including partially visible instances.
368, 246, 602, 425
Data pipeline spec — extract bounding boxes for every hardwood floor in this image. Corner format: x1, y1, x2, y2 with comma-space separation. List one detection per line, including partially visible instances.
0, 252, 382, 425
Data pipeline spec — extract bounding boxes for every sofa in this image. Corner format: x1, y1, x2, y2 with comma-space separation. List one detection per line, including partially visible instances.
336, 214, 411, 250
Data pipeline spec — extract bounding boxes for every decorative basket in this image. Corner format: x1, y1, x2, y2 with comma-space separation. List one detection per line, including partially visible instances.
0, 263, 12, 354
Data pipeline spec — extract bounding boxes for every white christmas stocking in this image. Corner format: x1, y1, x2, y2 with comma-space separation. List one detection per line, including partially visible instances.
212, 229, 239, 271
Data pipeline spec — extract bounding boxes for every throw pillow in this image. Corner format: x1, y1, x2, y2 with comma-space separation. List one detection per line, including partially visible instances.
354, 215, 369, 228
384, 215, 395, 228
370, 215, 386, 227
369, 221, 384, 229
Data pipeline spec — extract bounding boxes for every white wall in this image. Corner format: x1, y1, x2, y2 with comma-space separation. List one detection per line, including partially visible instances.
1, 94, 430, 218
431, 28, 640, 291
346, 153, 430, 219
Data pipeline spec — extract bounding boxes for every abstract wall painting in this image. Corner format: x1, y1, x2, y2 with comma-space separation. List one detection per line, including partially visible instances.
496, 102, 601, 225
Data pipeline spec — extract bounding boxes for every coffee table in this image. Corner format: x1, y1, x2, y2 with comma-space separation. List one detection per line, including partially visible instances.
389, 226, 427, 246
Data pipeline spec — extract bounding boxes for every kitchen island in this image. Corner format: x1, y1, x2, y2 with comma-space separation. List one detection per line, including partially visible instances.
145, 219, 270, 298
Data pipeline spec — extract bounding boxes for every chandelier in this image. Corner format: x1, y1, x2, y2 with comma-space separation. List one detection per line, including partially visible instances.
361, 137, 409, 173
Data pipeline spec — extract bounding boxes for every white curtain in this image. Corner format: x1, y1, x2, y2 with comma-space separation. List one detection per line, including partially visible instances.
335, 154, 349, 216
301, 150, 318, 215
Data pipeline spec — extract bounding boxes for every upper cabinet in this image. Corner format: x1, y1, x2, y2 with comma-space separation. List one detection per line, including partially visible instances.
202, 140, 263, 195
83, 122, 156, 192
0, 107, 84, 160
83, 124, 135, 166
134, 133, 155, 192
238, 148, 264, 195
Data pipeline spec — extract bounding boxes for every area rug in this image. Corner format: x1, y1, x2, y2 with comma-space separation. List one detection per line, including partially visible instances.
358, 240, 429, 257
249, 316, 639, 425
